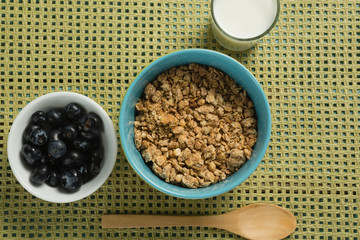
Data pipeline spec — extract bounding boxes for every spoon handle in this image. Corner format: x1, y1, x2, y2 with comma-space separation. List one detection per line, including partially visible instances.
102, 215, 220, 229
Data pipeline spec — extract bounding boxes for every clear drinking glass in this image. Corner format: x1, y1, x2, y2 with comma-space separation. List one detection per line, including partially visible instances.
211, 0, 280, 51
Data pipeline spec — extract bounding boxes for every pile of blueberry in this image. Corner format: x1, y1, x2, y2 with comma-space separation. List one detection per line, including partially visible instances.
21, 103, 104, 192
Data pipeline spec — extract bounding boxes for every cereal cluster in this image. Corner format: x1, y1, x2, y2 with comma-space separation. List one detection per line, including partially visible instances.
134, 63, 257, 188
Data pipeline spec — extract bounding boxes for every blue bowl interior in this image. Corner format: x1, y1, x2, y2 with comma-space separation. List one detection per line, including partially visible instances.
119, 49, 271, 199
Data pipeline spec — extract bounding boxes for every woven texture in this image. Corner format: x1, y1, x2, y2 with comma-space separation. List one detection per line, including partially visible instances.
1, 0, 359, 239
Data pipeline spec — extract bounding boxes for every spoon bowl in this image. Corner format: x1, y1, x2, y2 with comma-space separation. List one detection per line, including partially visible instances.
218, 204, 297, 239
102, 203, 296, 240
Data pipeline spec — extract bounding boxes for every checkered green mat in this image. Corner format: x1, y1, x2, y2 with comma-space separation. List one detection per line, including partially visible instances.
0, 0, 359, 239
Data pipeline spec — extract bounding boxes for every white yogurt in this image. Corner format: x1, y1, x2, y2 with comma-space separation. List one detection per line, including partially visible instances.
211, 0, 279, 51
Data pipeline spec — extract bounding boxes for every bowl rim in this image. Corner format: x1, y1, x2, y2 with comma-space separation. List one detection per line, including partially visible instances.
119, 49, 271, 199
7, 91, 118, 203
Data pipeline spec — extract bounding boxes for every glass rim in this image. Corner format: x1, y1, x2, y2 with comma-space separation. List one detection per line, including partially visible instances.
211, 0, 280, 41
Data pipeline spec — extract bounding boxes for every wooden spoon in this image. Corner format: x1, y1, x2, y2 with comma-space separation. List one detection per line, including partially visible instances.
102, 203, 296, 240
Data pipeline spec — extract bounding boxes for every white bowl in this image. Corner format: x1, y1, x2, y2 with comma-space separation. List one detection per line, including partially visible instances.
7, 92, 117, 203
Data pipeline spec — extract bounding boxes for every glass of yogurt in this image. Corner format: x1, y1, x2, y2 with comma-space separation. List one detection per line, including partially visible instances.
211, 0, 280, 51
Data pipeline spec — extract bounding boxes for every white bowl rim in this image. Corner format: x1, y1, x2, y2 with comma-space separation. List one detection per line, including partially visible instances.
7, 91, 118, 203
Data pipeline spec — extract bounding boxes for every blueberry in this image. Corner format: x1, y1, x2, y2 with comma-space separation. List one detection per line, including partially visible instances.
78, 113, 102, 140
61, 150, 84, 167
47, 170, 60, 187
48, 140, 67, 159
73, 138, 92, 152
28, 127, 48, 146
64, 103, 83, 120
79, 130, 100, 140
21, 144, 43, 166
77, 163, 88, 176
46, 109, 64, 126
61, 124, 78, 142
49, 129, 62, 141
60, 169, 83, 192
77, 163, 91, 183
31, 111, 47, 126
88, 149, 103, 164
24, 124, 40, 143
38, 155, 47, 165
30, 164, 50, 184
88, 161, 101, 176
39, 154, 57, 166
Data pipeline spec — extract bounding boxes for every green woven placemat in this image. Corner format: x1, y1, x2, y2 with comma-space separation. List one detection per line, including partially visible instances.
0, 0, 359, 239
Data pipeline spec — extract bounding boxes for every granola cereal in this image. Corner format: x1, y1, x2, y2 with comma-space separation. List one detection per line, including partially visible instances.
134, 63, 257, 188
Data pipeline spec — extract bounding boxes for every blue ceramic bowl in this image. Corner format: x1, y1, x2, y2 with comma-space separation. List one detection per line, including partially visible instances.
119, 49, 271, 199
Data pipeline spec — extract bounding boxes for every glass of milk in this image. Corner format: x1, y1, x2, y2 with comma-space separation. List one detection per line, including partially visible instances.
211, 0, 280, 51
